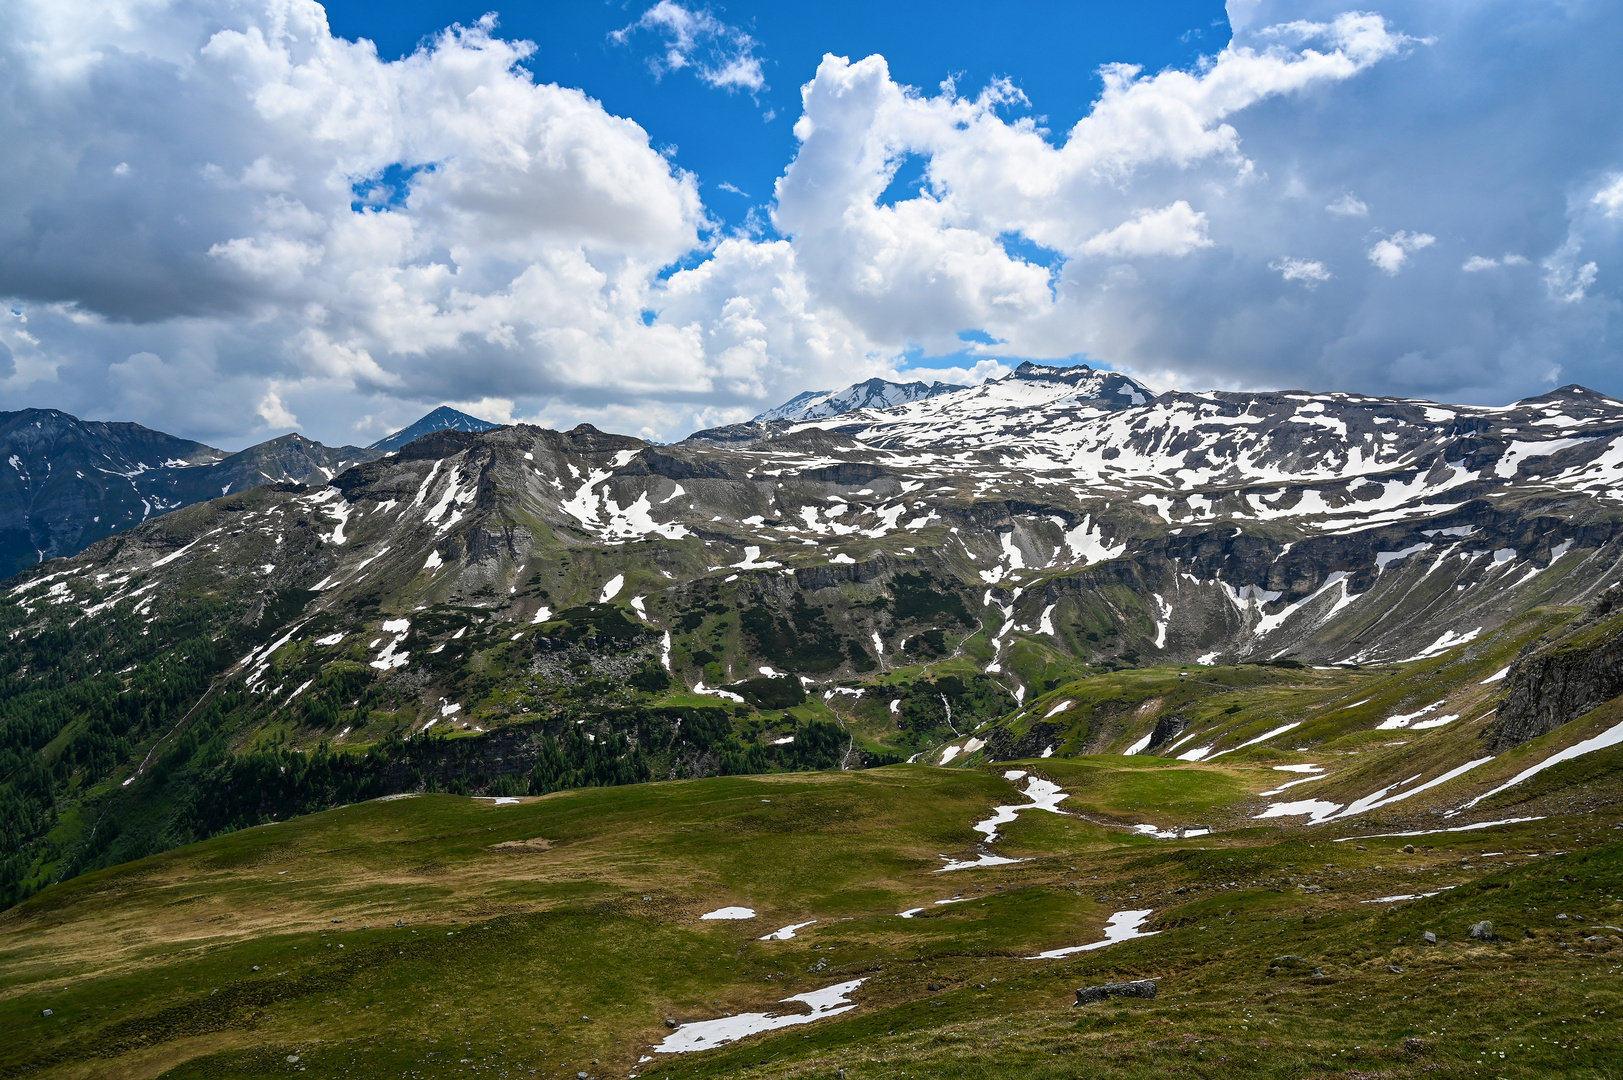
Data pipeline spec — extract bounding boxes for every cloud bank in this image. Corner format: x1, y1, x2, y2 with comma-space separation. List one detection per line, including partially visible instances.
0, 0, 1619, 446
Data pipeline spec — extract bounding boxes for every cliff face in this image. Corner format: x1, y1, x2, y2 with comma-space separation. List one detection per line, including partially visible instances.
1490, 589, 1623, 750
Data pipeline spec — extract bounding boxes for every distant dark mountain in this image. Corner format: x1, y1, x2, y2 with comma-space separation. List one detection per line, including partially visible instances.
196, 433, 377, 500
0, 409, 220, 578
367, 406, 501, 452
0, 404, 502, 579
0, 409, 379, 579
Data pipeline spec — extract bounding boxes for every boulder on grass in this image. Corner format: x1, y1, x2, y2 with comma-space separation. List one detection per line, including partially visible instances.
1074, 980, 1157, 1006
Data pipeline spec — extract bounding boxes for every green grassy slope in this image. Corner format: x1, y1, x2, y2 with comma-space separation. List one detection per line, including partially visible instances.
4, 751, 1621, 1080
7, 558, 1623, 1080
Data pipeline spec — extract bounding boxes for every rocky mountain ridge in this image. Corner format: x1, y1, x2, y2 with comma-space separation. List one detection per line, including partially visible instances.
698, 362, 1157, 446
752, 376, 968, 422
0, 405, 504, 580
18, 373, 1623, 705
7, 367, 1623, 903
0, 409, 382, 579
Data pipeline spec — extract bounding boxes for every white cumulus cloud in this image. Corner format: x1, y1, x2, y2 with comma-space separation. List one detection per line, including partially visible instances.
1082, 202, 1213, 258
0, 1, 727, 441
892, 358, 1013, 387
257, 386, 298, 428
772, 14, 1409, 358
1325, 193, 1369, 217
1542, 239, 1599, 303
1367, 231, 1436, 274
1462, 254, 1529, 271
1593, 176, 1623, 218
2, 0, 1622, 443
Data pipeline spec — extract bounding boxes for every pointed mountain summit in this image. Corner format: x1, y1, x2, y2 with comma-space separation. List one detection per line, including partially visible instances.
752, 377, 967, 423
368, 406, 502, 452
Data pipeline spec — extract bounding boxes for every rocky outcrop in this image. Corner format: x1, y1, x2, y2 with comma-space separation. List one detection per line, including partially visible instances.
1145, 712, 1190, 754
792, 558, 895, 590
1489, 588, 1623, 751
622, 450, 734, 481
796, 461, 892, 486
983, 721, 1065, 762
1075, 980, 1157, 1005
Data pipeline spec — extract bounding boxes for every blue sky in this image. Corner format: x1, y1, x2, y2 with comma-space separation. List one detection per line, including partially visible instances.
318, 0, 1231, 378
0, 0, 1620, 446
322, 1, 1231, 246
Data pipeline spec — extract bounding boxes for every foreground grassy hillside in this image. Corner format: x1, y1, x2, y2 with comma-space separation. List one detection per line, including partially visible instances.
4, 749, 1621, 1080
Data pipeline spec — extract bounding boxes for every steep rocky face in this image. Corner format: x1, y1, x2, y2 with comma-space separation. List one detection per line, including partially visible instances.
1489, 588, 1623, 750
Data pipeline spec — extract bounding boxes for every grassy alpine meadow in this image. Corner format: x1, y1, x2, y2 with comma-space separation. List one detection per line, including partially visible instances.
3, 753, 1622, 1080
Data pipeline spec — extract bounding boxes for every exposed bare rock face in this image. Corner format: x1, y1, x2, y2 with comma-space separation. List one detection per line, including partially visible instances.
1490, 587, 1623, 750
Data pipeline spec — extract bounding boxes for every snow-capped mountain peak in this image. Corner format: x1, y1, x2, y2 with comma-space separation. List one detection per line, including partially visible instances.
752, 378, 967, 422
1005, 361, 1154, 407
752, 361, 1157, 450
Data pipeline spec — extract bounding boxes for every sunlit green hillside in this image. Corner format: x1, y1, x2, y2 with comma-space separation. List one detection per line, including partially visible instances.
5, 743, 1620, 1079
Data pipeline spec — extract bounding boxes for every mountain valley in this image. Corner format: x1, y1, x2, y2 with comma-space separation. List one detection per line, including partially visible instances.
3, 364, 1623, 1079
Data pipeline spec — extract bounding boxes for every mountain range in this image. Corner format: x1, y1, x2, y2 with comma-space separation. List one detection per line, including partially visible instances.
751, 376, 967, 422
0, 372, 1116, 579
4, 360, 1622, 868
5, 361, 1623, 1076
0, 406, 497, 579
